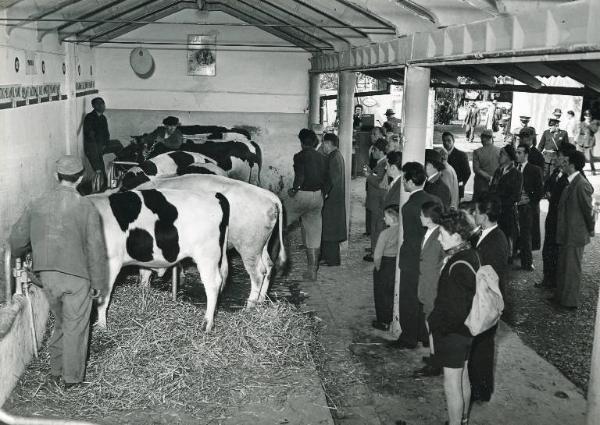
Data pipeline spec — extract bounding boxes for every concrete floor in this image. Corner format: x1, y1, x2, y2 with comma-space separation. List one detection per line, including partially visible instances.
288, 177, 588, 425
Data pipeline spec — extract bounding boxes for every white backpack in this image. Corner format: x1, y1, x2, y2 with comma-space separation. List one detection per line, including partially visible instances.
450, 260, 504, 336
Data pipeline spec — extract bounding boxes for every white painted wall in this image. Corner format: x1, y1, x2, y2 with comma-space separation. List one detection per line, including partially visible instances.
94, 10, 312, 193
0, 10, 97, 240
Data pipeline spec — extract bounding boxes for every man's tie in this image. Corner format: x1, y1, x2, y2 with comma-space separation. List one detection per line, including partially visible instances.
518, 164, 523, 173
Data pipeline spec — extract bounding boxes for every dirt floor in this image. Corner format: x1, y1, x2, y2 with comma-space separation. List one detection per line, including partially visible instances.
291, 177, 591, 425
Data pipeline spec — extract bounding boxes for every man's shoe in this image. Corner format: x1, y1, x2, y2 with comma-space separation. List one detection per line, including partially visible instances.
413, 364, 442, 378
363, 254, 374, 262
372, 321, 390, 331
387, 339, 417, 350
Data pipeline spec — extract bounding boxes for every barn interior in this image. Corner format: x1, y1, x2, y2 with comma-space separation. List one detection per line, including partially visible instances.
1, 0, 600, 423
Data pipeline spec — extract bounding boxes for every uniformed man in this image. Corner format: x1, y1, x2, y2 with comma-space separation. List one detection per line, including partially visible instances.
83, 97, 123, 192
511, 115, 537, 147
9, 155, 108, 389
538, 117, 569, 177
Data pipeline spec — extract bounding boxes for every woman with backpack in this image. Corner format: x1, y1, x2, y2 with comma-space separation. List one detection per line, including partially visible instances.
428, 210, 479, 425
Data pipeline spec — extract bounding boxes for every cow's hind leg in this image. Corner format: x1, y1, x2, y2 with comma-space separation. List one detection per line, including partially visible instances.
96, 258, 122, 330
194, 253, 224, 332
139, 268, 153, 287
241, 252, 264, 308
257, 244, 274, 303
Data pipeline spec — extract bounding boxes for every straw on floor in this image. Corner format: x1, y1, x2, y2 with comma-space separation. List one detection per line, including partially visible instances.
4, 284, 321, 424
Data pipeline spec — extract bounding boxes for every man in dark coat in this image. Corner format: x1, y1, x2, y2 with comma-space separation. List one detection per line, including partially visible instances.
83, 97, 123, 192
443, 131, 471, 199
515, 144, 544, 271
489, 144, 523, 258
142, 116, 184, 158
552, 150, 595, 308
539, 144, 576, 288
471, 194, 509, 402
389, 162, 441, 349
320, 133, 347, 266
424, 149, 451, 209
518, 127, 545, 169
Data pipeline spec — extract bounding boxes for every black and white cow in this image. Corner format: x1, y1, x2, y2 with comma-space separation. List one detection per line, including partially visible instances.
121, 151, 226, 190
135, 175, 285, 306
88, 188, 230, 331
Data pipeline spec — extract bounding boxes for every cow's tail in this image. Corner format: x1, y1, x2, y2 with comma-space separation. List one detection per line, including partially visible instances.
274, 197, 286, 269
250, 141, 262, 186
215, 192, 230, 291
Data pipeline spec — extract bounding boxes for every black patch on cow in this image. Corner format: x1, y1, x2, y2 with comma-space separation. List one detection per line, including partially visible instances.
140, 160, 158, 176
121, 172, 151, 191
108, 191, 142, 232
127, 228, 154, 262
181, 141, 259, 171
179, 125, 228, 136
167, 151, 196, 174
140, 190, 179, 262
181, 164, 216, 175
215, 192, 230, 269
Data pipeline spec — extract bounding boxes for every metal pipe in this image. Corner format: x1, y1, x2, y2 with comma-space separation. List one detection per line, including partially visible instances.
0, 17, 395, 30
61, 39, 329, 51
172, 265, 178, 302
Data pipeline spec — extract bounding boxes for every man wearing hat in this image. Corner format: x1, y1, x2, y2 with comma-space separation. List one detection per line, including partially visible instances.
83, 97, 124, 192
141, 116, 184, 158
511, 115, 537, 147
463, 101, 480, 143
385, 108, 402, 134
472, 129, 501, 201
517, 127, 545, 169
9, 155, 108, 389
539, 116, 569, 177
576, 109, 599, 174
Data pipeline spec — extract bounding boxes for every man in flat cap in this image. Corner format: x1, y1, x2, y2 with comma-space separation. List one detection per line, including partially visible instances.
539, 116, 569, 178
141, 115, 184, 158
9, 155, 108, 389
83, 97, 124, 192
385, 108, 402, 134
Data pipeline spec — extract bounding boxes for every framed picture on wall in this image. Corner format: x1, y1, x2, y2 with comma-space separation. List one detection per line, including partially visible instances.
187, 34, 216, 76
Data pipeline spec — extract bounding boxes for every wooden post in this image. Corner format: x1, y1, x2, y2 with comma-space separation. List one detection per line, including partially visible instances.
337, 70, 356, 243
390, 65, 431, 337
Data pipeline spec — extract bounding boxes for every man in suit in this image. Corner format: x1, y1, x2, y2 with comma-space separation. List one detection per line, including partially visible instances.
443, 131, 471, 200
424, 149, 451, 209
364, 138, 389, 262
471, 194, 509, 402
518, 127, 545, 169
515, 144, 544, 271
389, 162, 440, 349
552, 150, 595, 309
435, 147, 460, 209
539, 117, 569, 178
383, 151, 403, 209
472, 130, 501, 201
539, 143, 576, 288
320, 133, 347, 266
489, 144, 523, 258
463, 102, 480, 143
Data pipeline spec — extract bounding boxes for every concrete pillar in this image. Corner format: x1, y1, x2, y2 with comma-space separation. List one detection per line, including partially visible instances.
63, 43, 78, 156
391, 65, 431, 338
587, 290, 600, 424
401, 66, 431, 165
337, 71, 356, 242
308, 72, 321, 127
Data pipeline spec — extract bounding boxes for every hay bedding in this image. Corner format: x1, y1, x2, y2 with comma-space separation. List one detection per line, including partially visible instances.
5, 284, 320, 424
